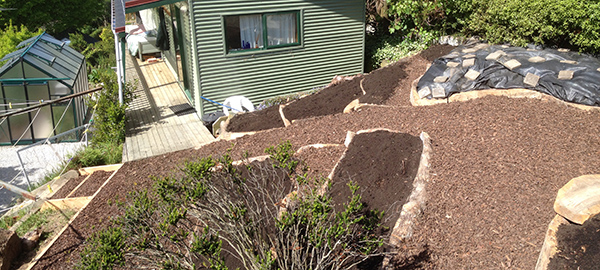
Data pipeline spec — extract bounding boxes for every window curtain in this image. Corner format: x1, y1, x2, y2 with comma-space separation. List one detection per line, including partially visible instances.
267, 13, 297, 46
239, 15, 263, 49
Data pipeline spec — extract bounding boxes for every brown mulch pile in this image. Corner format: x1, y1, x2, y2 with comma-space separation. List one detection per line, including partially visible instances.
50, 174, 86, 200
294, 145, 346, 180
330, 131, 422, 230
548, 214, 600, 270
283, 76, 364, 121
68, 170, 112, 198
226, 105, 284, 132
34, 45, 600, 269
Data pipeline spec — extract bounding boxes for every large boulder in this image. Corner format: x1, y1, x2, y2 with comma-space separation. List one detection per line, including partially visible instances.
0, 229, 22, 270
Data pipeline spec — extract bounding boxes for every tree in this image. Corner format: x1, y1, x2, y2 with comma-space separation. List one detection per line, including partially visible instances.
0, 0, 110, 34
0, 23, 43, 64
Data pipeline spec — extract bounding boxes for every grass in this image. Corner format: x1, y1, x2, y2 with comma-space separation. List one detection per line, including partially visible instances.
16, 208, 76, 237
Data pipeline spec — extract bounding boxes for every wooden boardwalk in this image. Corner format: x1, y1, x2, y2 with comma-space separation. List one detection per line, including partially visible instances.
122, 55, 214, 162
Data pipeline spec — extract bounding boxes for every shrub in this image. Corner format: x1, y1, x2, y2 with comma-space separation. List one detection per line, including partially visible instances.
79, 143, 386, 270
465, 0, 600, 53
78, 227, 126, 270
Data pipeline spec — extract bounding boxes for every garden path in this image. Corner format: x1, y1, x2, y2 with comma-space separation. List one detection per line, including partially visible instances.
122, 54, 214, 162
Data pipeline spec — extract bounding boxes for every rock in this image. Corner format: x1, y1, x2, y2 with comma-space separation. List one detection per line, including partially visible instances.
464, 69, 481, 81
431, 85, 446, 98
462, 48, 478, 54
447, 61, 460, 68
462, 58, 475, 68
502, 59, 521, 70
418, 86, 431, 99
463, 54, 476, 59
528, 56, 546, 63
558, 70, 574, 80
554, 174, 600, 224
560, 60, 577, 65
486, 50, 506, 61
434, 76, 449, 83
0, 229, 22, 270
524, 73, 541, 87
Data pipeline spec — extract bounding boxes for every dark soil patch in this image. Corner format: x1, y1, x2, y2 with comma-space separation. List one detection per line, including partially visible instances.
330, 130, 423, 230
418, 44, 455, 62
360, 44, 454, 105
283, 76, 363, 121
360, 62, 408, 104
68, 170, 112, 198
50, 174, 86, 200
548, 214, 600, 270
294, 145, 346, 180
226, 105, 284, 132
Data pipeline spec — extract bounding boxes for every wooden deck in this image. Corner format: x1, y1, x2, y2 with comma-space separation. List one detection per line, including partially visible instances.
123, 55, 214, 162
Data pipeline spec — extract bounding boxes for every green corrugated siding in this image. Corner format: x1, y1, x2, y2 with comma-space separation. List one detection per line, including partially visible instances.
190, 0, 365, 114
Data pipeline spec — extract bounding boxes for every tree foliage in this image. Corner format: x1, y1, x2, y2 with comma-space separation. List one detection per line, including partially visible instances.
0, 23, 42, 63
375, 0, 600, 54
0, 0, 110, 34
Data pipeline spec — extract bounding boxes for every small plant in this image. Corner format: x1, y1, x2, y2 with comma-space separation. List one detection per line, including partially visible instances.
265, 140, 299, 174
78, 227, 126, 270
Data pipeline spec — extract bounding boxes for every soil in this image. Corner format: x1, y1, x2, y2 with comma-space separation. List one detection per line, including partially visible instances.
293, 145, 346, 180
360, 45, 454, 105
226, 105, 284, 132
547, 214, 600, 270
50, 174, 87, 200
330, 131, 422, 230
67, 171, 112, 198
12, 208, 76, 270
283, 75, 364, 121
31, 44, 600, 269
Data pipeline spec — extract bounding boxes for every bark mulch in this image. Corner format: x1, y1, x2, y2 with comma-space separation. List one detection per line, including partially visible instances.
548, 214, 600, 270
282, 75, 364, 121
33, 44, 600, 269
226, 105, 284, 132
49, 174, 86, 200
330, 131, 422, 230
67, 170, 112, 198
294, 145, 346, 180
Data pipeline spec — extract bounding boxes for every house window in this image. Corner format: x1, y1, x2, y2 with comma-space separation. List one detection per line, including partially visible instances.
224, 11, 300, 53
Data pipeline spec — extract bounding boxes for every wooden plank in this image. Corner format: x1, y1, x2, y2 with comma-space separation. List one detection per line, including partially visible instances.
40, 197, 92, 211
78, 164, 123, 175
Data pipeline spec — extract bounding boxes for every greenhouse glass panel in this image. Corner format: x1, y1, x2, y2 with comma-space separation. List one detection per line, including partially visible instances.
52, 102, 76, 139
27, 84, 53, 140
22, 62, 48, 78
4, 85, 33, 141
49, 81, 71, 96
0, 62, 24, 79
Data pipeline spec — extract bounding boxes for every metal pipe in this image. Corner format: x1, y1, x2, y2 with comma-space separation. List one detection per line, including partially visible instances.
200, 96, 241, 112
0, 179, 36, 201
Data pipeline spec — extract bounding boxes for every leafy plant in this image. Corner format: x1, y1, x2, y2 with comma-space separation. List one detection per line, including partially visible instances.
265, 140, 299, 174
78, 227, 126, 270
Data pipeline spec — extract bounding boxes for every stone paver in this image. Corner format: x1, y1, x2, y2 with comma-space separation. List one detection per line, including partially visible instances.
524, 73, 540, 87
464, 69, 480, 81
558, 70, 574, 80
503, 59, 521, 70
463, 58, 475, 68
418, 86, 431, 99
431, 85, 446, 98
528, 56, 546, 63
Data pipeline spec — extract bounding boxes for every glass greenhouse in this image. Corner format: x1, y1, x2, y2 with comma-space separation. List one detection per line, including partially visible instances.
0, 33, 88, 145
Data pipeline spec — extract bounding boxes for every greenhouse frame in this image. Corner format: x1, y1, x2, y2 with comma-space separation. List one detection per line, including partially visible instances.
0, 33, 89, 145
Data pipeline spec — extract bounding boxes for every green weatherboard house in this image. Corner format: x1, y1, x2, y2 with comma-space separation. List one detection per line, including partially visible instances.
112, 0, 365, 115
0, 33, 88, 145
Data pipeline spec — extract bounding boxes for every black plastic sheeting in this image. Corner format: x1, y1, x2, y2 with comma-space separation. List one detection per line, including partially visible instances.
417, 44, 600, 106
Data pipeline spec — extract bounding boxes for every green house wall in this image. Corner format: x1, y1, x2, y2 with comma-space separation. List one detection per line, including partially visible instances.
189, 0, 365, 114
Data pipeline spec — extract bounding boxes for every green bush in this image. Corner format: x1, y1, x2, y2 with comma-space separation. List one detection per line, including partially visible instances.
467, 0, 600, 53
78, 227, 126, 270
0, 23, 43, 64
